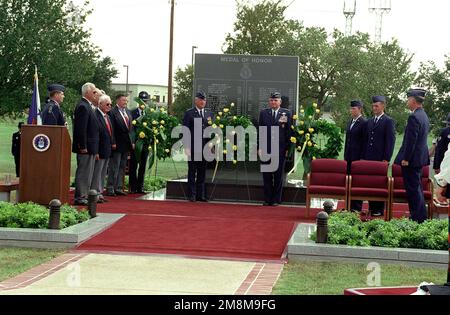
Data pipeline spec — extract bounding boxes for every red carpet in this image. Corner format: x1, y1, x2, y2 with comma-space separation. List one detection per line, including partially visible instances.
75, 194, 308, 260
74, 192, 414, 260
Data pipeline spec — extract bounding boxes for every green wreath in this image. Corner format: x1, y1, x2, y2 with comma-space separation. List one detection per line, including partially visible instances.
289, 119, 343, 160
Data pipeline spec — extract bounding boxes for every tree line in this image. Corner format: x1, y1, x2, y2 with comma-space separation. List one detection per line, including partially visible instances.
0, 0, 118, 121
173, 0, 450, 135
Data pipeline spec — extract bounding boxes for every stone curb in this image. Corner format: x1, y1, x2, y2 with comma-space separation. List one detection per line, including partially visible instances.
288, 224, 448, 268
0, 213, 124, 249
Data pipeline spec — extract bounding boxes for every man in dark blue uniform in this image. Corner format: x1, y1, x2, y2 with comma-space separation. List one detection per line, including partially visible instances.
344, 100, 367, 211
41, 84, 66, 126
433, 114, 450, 178
394, 89, 430, 223
129, 91, 150, 194
183, 91, 214, 202
11, 122, 24, 177
364, 95, 396, 216
258, 92, 293, 206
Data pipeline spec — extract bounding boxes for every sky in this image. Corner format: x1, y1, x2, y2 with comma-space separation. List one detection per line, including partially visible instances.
71, 0, 450, 86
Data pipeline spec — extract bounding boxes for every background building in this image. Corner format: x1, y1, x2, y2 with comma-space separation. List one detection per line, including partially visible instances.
111, 83, 169, 108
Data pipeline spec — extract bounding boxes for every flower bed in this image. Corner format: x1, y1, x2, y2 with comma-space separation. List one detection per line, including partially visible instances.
310, 211, 448, 251
0, 202, 89, 229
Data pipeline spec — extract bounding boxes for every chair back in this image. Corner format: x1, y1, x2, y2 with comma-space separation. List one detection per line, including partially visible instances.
309, 159, 347, 187
351, 161, 389, 189
392, 164, 431, 192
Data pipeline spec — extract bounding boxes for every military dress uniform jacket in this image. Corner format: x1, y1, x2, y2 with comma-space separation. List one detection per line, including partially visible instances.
394, 108, 430, 168
41, 100, 66, 126
11, 131, 20, 157
433, 126, 450, 170
364, 114, 396, 162
258, 108, 293, 156
182, 107, 215, 155
344, 117, 367, 163
72, 98, 100, 155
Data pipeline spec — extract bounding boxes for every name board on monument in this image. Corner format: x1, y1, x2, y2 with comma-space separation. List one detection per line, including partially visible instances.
194, 54, 299, 123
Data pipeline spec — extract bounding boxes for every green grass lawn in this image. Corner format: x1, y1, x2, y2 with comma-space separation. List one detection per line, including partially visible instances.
0, 247, 65, 282
273, 260, 446, 295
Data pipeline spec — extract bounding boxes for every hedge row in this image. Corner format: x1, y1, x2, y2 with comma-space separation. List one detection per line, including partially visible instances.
0, 202, 90, 229
310, 211, 448, 250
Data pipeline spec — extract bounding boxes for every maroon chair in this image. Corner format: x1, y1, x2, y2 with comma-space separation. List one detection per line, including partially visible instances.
306, 159, 349, 218
389, 164, 434, 220
348, 161, 392, 221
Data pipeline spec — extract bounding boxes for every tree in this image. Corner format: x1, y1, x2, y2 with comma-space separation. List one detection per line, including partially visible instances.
0, 0, 117, 118
223, 0, 415, 132
415, 56, 450, 135
223, 0, 289, 55
172, 64, 194, 120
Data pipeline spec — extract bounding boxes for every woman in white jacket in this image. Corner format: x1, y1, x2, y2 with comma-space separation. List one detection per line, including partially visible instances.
435, 143, 450, 203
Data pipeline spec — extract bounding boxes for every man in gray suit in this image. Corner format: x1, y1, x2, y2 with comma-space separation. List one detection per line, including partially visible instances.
72, 83, 99, 205
106, 94, 133, 196
91, 94, 115, 203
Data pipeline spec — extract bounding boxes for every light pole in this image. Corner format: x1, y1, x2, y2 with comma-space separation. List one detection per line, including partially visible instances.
123, 65, 129, 96
191, 45, 197, 67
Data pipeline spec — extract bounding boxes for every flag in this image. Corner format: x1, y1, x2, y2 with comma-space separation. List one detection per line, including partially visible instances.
27, 66, 42, 125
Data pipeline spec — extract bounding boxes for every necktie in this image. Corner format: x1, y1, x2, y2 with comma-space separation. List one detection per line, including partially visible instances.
122, 109, 129, 128
374, 117, 379, 125
272, 110, 276, 122
200, 110, 204, 119
350, 119, 356, 130
105, 115, 112, 136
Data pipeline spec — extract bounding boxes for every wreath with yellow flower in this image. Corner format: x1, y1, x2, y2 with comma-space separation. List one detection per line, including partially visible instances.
289, 103, 343, 175
132, 97, 181, 170
208, 103, 254, 166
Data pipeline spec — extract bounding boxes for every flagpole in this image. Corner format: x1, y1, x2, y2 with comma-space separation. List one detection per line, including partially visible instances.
35, 66, 42, 125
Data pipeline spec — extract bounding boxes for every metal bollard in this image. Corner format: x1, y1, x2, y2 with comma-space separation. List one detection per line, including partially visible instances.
88, 190, 98, 218
316, 211, 329, 244
323, 200, 334, 215
48, 199, 61, 230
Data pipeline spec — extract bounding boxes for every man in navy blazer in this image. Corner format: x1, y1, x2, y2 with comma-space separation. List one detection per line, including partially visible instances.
363, 95, 396, 216
344, 100, 367, 211
106, 94, 133, 196
394, 89, 430, 223
91, 95, 116, 203
72, 83, 100, 206
183, 91, 214, 202
258, 92, 293, 206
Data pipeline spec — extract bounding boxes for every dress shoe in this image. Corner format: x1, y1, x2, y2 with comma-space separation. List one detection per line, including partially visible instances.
263, 202, 272, 206
188, 197, 196, 202
115, 190, 127, 196
106, 191, 116, 197
272, 203, 280, 207
137, 190, 146, 194
196, 198, 208, 202
97, 199, 104, 204
129, 190, 137, 194
74, 199, 88, 206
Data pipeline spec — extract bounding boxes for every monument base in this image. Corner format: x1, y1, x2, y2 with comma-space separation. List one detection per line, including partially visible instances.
166, 178, 306, 205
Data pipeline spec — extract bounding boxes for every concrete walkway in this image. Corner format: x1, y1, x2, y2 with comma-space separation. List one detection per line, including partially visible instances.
0, 253, 283, 295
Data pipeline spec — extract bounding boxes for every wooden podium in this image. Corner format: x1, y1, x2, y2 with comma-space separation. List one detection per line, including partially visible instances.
19, 125, 71, 205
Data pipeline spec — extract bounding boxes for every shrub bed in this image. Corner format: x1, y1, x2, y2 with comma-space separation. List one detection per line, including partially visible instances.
0, 202, 90, 229
310, 211, 448, 250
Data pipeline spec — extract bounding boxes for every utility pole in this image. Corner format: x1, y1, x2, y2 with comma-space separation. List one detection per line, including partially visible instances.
191, 45, 197, 68
168, 0, 175, 114
369, 0, 391, 43
123, 65, 129, 96
343, 0, 356, 36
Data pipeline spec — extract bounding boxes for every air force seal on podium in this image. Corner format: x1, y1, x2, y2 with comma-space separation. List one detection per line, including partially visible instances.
32, 134, 51, 152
